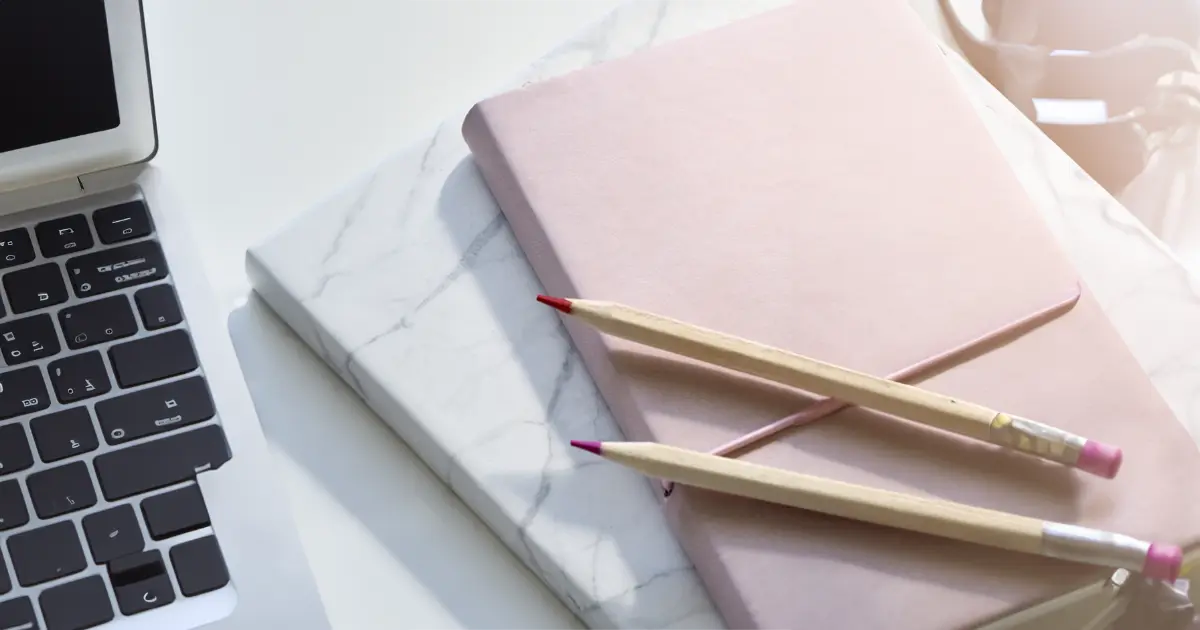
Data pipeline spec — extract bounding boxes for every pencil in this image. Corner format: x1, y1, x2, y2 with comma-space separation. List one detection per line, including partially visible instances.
659, 289, 1082, 496
537, 295, 1121, 478
571, 439, 1180, 580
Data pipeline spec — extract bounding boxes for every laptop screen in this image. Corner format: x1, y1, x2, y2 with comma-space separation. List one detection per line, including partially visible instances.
0, 0, 121, 154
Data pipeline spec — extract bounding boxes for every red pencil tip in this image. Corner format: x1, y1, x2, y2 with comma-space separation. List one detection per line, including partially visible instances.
537, 295, 573, 314
570, 440, 603, 456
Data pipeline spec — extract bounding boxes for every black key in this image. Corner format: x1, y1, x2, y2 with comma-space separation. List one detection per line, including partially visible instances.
39, 575, 112, 630
142, 485, 210, 540
170, 535, 229, 597
0, 229, 35, 270
0, 367, 49, 420
95, 376, 214, 445
35, 215, 92, 259
0, 481, 28, 533
0, 424, 32, 477
0, 315, 61, 366
82, 505, 144, 565
58, 296, 137, 350
66, 240, 167, 299
30, 408, 98, 463
47, 353, 110, 405
0, 553, 8, 596
108, 330, 197, 388
3, 264, 67, 315
134, 285, 181, 330
0, 597, 36, 629
93, 201, 152, 245
27, 462, 96, 520
93, 425, 231, 501
108, 550, 174, 615
8, 521, 87, 587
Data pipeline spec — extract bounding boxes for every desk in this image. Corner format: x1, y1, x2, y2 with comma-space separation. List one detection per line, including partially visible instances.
134, 1, 1200, 629
139, 1, 619, 627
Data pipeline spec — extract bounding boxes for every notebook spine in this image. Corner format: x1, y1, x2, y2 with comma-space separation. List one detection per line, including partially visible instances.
461, 104, 662, 449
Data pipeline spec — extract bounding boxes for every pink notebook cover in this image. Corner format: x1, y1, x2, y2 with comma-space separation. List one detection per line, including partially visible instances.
461, 0, 1200, 627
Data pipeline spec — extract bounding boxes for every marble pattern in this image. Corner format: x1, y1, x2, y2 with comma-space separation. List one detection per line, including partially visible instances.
247, 1, 1200, 627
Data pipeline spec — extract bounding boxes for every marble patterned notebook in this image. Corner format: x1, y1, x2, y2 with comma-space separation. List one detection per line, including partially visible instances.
248, 1, 1200, 627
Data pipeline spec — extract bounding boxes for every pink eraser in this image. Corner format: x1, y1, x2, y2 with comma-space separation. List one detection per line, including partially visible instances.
1076, 441, 1122, 479
1143, 543, 1184, 582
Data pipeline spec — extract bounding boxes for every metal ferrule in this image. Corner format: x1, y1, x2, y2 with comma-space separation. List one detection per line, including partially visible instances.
1042, 522, 1150, 572
988, 413, 1087, 464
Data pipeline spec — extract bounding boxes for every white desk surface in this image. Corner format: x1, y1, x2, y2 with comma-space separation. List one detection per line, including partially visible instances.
141, 1, 621, 628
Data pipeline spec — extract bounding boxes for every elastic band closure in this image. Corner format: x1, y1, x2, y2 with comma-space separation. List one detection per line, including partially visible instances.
662, 284, 1082, 497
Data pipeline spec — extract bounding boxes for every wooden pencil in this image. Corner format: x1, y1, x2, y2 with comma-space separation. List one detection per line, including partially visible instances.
571, 439, 1179, 580
537, 295, 1122, 478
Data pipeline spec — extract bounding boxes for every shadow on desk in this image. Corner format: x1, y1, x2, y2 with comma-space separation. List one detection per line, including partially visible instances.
226, 296, 583, 630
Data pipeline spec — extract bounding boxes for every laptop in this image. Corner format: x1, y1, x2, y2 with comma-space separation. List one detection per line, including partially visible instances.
0, 1, 332, 629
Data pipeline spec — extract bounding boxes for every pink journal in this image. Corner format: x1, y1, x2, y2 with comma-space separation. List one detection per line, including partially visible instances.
461, 0, 1200, 627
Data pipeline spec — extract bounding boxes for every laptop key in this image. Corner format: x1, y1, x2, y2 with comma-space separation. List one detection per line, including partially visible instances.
39, 575, 113, 630
0, 481, 28, 532
58, 296, 137, 350
82, 505, 144, 564
108, 550, 174, 615
134, 285, 182, 330
142, 484, 210, 540
93, 424, 231, 501
0, 315, 60, 366
27, 461, 97, 519
0, 597, 35, 629
35, 215, 93, 259
66, 240, 167, 299
3, 264, 67, 315
0, 425, 32, 476
95, 376, 214, 445
0, 228, 35, 271
93, 201, 152, 245
170, 535, 229, 596
8, 521, 87, 587
30, 408, 99, 463
47, 352, 110, 405
0, 367, 49, 420
108, 330, 198, 388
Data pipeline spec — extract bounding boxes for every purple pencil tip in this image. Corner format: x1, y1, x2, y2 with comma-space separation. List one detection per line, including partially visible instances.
570, 440, 603, 456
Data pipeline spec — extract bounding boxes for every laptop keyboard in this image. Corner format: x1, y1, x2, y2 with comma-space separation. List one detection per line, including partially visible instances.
0, 198, 232, 630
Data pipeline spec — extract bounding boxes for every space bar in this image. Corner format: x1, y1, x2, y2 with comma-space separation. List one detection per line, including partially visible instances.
94, 425, 232, 501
